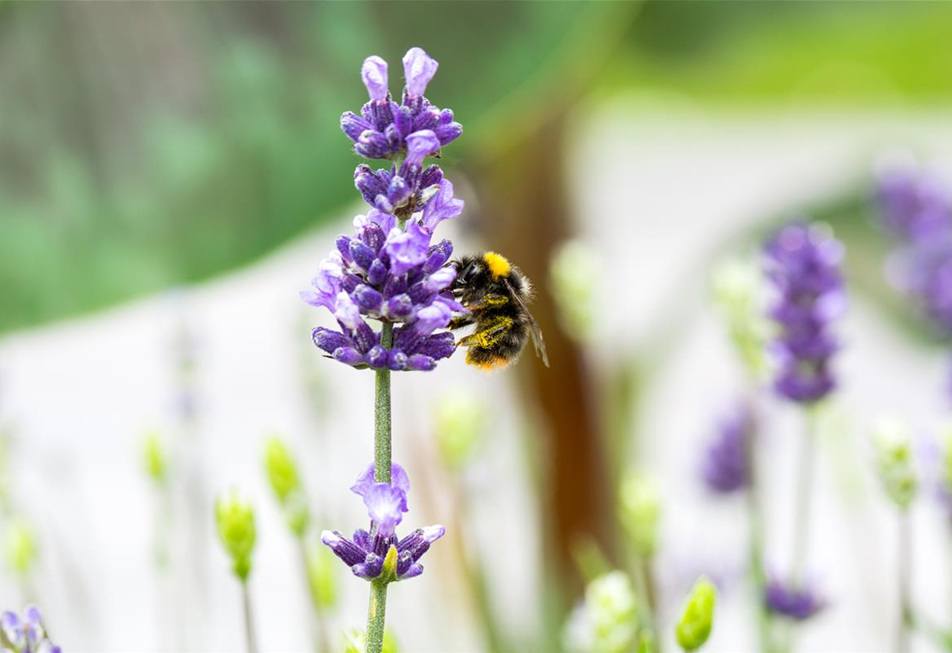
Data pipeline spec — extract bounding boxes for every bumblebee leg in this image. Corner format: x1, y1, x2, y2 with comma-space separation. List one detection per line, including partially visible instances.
448, 314, 475, 330
463, 293, 509, 311
458, 315, 515, 349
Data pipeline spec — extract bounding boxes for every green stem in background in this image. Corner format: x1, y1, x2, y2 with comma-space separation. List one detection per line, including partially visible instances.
631, 554, 659, 649
241, 581, 258, 653
299, 539, 331, 653
745, 394, 774, 652
366, 321, 393, 653
791, 408, 817, 582
897, 511, 911, 653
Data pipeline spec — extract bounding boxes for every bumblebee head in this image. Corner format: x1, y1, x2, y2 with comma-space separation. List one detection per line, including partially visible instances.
454, 252, 511, 288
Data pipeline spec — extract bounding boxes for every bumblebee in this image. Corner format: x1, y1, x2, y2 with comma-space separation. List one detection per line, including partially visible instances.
449, 252, 549, 370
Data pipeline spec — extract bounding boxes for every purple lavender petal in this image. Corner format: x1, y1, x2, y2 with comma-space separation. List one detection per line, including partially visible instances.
417, 332, 456, 360
333, 347, 365, 366
413, 302, 452, 336
402, 47, 439, 97
322, 530, 367, 567
341, 111, 373, 142
385, 220, 431, 276
356, 130, 392, 159
351, 463, 411, 498
363, 484, 408, 537
311, 327, 351, 354
386, 294, 413, 319
361, 55, 389, 101
388, 349, 410, 371
404, 130, 440, 167
421, 179, 464, 233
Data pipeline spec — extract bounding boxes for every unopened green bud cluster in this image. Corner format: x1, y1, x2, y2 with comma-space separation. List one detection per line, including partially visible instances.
550, 240, 602, 341
619, 473, 660, 558
434, 392, 486, 470
215, 494, 256, 581
586, 571, 640, 653
4, 519, 37, 576
263, 436, 309, 536
142, 431, 168, 486
675, 577, 717, 651
711, 256, 770, 378
873, 419, 917, 509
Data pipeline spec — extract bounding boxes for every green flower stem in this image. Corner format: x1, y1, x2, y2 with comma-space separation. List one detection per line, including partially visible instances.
366, 320, 394, 653
791, 409, 817, 581
242, 580, 258, 653
374, 322, 393, 486
897, 511, 911, 653
745, 395, 774, 652
367, 578, 389, 653
631, 554, 659, 646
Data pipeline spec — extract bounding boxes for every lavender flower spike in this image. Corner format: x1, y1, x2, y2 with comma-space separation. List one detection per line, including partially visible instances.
764, 221, 846, 404
322, 462, 444, 581
702, 402, 753, 494
308, 46, 467, 372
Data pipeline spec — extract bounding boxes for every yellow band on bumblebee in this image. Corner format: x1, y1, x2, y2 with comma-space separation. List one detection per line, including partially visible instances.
483, 252, 510, 279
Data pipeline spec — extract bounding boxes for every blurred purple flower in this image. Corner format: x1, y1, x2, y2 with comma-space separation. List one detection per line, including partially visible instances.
876, 166, 951, 244
702, 402, 753, 494
322, 463, 444, 581
876, 165, 952, 338
764, 576, 826, 621
1, 605, 61, 653
764, 222, 845, 404
340, 48, 461, 161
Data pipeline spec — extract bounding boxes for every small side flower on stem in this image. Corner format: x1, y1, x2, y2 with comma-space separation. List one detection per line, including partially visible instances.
322, 463, 444, 583
215, 493, 258, 653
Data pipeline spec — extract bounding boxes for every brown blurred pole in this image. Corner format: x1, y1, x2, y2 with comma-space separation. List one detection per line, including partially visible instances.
471, 109, 613, 595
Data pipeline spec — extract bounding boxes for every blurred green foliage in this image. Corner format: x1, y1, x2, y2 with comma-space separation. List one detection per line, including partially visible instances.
3, 2, 952, 334
0, 2, 603, 333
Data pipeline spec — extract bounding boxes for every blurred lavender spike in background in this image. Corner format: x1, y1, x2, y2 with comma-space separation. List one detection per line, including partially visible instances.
875, 165, 952, 339
876, 164, 952, 244
764, 221, 845, 404
702, 401, 753, 494
764, 576, 826, 622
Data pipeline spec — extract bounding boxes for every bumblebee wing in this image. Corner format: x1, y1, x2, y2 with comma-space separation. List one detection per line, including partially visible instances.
504, 278, 549, 368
